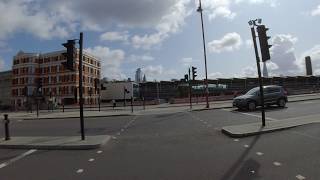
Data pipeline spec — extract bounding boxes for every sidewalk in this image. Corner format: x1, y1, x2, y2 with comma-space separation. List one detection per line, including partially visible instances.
222, 114, 320, 138
0, 135, 111, 150
2, 93, 320, 121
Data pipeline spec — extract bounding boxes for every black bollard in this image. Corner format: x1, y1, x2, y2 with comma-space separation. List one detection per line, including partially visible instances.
4, 114, 10, 140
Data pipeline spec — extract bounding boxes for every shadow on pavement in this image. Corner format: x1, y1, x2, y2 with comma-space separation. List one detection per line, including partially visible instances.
220, 127, 262, 180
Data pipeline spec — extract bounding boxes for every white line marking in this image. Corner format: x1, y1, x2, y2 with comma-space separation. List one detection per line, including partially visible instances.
237, 112, 277, 121
244, 144, 250, 148
273, 162, 282, 166
76, 169, 84, 173
97, 151, 103, 154
300, 101, 314, 105
112, 136, 117, 140
233, 139, 239, 142
0, 149, 37, 169
256, 152, 264, 156
203, 122, 207, 124
296, 174, 306, 180
88, 158, 95, 162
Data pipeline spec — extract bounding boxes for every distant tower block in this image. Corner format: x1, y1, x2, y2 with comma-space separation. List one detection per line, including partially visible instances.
263, 61, 269, 78
305, 56, 313, 76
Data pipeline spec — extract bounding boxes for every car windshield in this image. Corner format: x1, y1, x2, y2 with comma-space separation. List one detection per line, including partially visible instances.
245, 87, 259, 95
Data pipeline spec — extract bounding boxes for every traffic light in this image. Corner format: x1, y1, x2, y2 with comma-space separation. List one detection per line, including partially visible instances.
37, 78, 42, 95
184, 74, 189, 82
62, 40, 76, 71
192, 66, 197, 80
257, 25, 272, 62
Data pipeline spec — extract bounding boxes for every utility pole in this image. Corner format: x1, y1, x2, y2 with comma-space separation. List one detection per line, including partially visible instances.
197, 0, 209, 108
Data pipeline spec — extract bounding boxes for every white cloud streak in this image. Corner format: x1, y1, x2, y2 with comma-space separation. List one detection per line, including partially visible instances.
208, 32, 242, 53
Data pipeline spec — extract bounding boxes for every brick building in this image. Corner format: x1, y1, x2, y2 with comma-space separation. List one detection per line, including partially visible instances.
12, 50, 101, 109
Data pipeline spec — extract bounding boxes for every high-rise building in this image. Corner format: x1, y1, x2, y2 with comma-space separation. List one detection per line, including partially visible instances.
263, 61, 269, 78
135, 68, 143, 83
11, 50, 101, 109
305, 56, 313, 76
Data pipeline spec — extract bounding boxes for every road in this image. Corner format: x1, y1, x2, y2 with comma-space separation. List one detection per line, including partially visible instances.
1, 100, 320, 179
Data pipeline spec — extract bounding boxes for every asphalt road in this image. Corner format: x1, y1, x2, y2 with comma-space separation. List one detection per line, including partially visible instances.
1, 100, 320, 179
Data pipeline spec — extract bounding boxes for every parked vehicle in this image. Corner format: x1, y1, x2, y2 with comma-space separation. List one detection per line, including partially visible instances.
233, 85, 288, 111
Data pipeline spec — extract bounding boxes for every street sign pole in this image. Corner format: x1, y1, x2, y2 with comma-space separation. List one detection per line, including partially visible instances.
250, 24, 266, 127
79, 32, 85, 140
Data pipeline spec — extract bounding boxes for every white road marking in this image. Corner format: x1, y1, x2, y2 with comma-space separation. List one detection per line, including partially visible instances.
273, 162, 282, 166
76, 169, 84, 173
244, 144, 250, 148
121, 129, 124, 132
233, 139, 239, 142
0, 149, 37, 169
296, 174, 306, 180
300, 101, 315, 105
256, 152, 264, 156
235, 111, 277, 121
203, 122, 207, 124
117, 132, 121, 135
88, 158, 95, 162
97, 151, 103, 154
111, 136, 117, 140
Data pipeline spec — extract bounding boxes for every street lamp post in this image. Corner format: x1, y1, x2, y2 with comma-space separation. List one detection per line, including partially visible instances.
197, 0, 209, 108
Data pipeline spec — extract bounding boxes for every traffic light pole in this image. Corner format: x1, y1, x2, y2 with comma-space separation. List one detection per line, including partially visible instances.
79, 32, 85, 140
189, 68, 192, 109
250, 26, 266, 127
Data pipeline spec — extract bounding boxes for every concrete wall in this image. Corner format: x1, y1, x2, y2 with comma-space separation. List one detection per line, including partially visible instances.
101, 82, 137, 101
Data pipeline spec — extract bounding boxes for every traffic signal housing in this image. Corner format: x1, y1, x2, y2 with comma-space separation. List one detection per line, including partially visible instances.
257, 25, 272, 62
62, 40, 76, 71
192, 66, 197, 80
184, 74, 189, 82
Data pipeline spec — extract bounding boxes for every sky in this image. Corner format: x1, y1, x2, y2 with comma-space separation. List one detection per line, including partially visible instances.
1, 0, 320, 81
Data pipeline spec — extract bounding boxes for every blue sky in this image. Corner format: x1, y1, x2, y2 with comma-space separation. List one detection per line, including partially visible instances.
1, 0, 320, 81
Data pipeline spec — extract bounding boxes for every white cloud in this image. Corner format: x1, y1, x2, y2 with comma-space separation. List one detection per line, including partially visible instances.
269, 34, 300, 76
208, 72, 223, 79
235, 0, 279, 7
208, 32, 242, 53
196, 0, 236, 20
128, 54, 155, 63
142, 65, 164, 80
131, 0, 191, 49
131, 33, 165, 49
100, 31, 129, 43
0, 0, 69, 40
180, 57, 197, 66
311, 5, 320, 16
84, 46, 126, 80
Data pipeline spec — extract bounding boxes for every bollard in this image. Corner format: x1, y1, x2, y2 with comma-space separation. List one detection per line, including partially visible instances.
131, 97, 133, 113
62, 102, 65, 113
3, 114, 10, 140
143, 97, 146, 110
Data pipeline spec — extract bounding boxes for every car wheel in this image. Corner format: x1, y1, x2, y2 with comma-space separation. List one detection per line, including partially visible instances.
248, 101, 256, 111
278, 98, 286, 107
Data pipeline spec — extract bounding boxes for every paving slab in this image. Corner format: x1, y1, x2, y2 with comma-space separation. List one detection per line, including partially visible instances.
222, 114, 320, 138
0, 135, 111, 150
